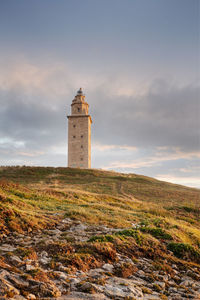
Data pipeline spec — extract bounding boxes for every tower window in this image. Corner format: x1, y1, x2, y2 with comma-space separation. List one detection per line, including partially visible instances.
73, 124, 76, 128
81, 145, 83, 149
80, 158, 83, 161
77, 108, 80, 112
73, 135, 76, 138
81, 135, 83, 138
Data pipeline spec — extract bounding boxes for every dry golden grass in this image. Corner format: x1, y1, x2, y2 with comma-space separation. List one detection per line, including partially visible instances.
0, 166, 199, 259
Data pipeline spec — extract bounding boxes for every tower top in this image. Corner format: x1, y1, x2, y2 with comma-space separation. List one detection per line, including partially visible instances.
72, 87, 86, 104
77, 87, 84, 96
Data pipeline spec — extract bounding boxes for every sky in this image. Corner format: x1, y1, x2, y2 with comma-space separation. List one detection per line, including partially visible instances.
0, 0, 199, 188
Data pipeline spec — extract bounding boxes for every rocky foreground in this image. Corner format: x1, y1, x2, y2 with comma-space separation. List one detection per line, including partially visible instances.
0, 217, 200, 300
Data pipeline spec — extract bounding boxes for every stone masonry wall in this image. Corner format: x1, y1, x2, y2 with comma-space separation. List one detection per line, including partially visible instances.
68, 116, 91, 168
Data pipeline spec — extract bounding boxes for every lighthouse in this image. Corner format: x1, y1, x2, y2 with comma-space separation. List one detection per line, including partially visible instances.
67, 88, 92, 168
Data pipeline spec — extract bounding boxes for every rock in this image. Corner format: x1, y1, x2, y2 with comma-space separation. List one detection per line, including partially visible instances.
39, 282, 61, 297
0, 270, 10, 277
173, 275, 180, 281
62, 218, 72, 224
57, 291, 109, 299
104, 283, 143, 299
28, 279, 61, 297
26, 294, 36, 299
154, 281, 165, 289
9, 255, 23, 266
137, 270, 145, 277
0, 244, 16, 252
0, 277, 20, 296
102, 263, 114, 273
53, 271, 68, 280
70, 223, 87, 232
162, 275, 168, 282
143, 295, 160, 300
40, 257, 50, 264
180, 280, 190, 287
39, 251, 50, 264
40, 251, 48, 257
172, 264, 178, 269
26, 264, 36, 271
78, 282, 97, 294
168, 287, 177, 293
1, 219, 200, 300
49, 229, 62, 236
100, 277, 144, 299
168, 280, 176, 286
168, 293, 182, 299
6, 274, 29, 289
88, 268, 105, 278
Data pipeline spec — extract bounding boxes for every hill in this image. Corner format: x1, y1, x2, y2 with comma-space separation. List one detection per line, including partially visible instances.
0, 166, 200, 299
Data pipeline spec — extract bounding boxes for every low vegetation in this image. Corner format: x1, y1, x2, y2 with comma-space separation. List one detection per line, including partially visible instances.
0, 166, 200, 266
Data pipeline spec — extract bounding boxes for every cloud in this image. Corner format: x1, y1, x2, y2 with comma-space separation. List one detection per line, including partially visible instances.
17, 151, 45, 157
93, 143, 138, 152
0, 59, 199, 180
155, 174, 200, 188
91, 79, 200, 152
102, 147, 200, 170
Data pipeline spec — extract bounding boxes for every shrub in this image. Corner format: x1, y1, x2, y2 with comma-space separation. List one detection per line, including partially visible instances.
88, 235, 114, 243
181, 206, 199, 214
167, 242, 200, 263
115, 229, 143, 245
140, 227, 173, 240
114, 262, 138, 278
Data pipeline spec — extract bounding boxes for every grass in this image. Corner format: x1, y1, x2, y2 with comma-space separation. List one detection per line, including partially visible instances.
0, 166, 200, 264
167, 242, 200, 263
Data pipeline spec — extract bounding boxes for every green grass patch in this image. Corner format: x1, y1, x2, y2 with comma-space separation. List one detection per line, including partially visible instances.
88, 235, 115, 243
140, 227, 173, 240
167, 242, 200, 263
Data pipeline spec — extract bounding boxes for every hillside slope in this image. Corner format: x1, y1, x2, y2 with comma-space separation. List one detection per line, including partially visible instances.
0, 166, 200, 299
0, 166, 199, 243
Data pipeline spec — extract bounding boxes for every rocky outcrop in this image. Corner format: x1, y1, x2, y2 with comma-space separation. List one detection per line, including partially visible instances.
0, 218, 199, 299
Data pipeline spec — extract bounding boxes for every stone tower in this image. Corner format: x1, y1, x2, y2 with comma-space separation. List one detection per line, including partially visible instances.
67, 88, 92, 168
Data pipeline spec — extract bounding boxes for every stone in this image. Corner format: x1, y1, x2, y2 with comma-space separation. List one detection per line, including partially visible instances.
168, 287, 177, 293
39, 251, 50, 264
102, 263, 114, 273
70, 223, 87, 232
0, 277, 20, 296
6, 274, 29, 289
49, 229, 62, 236
9, 255, 23, 266
57, 291, 109, 299
26, 264, 36, 271
53, 271, 68, 280
0, 244, 16, 252
180, 280, 190, 287
143, 295, 160, 300
169, 293, 182, 299
88, 268, 105, 278
40, 257, 50, 264
40, 282, 61, 297
26, 294, 36, 300
154, 281, 165, 289
100, 277, 144, 299
40, 251, 48, 257
62, 218, 72, 224
0, 270, 10, 277
137, 270, 146, 278
78, 282, 97, 294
